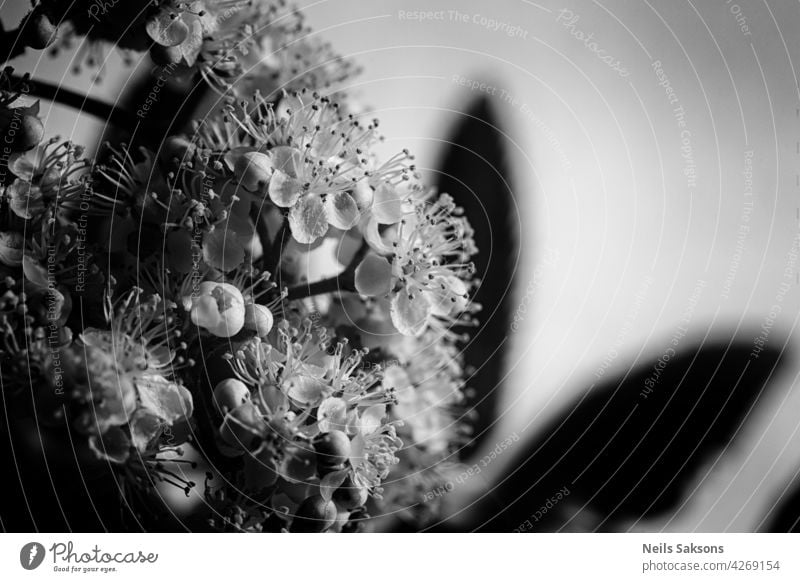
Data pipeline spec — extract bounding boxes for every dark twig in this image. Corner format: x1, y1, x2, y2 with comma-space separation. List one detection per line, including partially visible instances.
8, 73, 136, 128
286, 272, 355, 301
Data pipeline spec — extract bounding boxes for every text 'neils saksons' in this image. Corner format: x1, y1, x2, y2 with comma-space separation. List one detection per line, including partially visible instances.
643, 543, 724, 554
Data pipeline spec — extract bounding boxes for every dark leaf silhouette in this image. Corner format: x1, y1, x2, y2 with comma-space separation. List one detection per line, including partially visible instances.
434, 92, 519, 455
448, 336, 788, 532
763, 475, 800, 532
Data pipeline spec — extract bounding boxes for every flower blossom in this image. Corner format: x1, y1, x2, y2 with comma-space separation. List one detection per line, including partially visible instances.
216, 91, 415, 244
354, 193, 478, 336
72, 289, 193, 464
5, 138, 89, 221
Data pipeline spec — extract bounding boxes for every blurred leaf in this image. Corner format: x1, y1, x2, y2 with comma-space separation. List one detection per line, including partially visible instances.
457, 337, 788, 531
434, 94, 518, 454
763, 476, 800, 532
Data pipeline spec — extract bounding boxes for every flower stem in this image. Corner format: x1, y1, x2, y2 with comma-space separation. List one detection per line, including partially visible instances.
9, 73, 136, 127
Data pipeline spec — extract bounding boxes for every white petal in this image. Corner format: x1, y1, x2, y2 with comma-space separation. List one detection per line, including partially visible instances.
129, 410, 163, 451
285, 374, 330, 405
317, 397, 348, 433
429, 274, 469, 316
137, 374, 194, 424
354, 253, 392, 297
232, 151, 272, 192
145, 11, 189, 46
372, 182, 405, 224
270, 146, 303, 178
359, 404, 387, 435
22, 254, 49, 290
360, 214, 393, 255
268, 169, 303, 207
324, 191, 360, 230
0, 231, 24, 267
7, 153, 35, 181
390, 291, 431, 336
289, 194, 329, 244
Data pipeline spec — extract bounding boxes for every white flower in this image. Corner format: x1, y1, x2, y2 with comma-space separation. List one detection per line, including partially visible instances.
74, 290, 193, 460
354, 193, 478, 336
5, 138, 88, 220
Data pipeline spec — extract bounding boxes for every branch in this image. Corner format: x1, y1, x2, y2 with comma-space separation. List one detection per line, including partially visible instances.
284, 240, 369, 300
9, 73, 136, 128
286, 272, 354, 301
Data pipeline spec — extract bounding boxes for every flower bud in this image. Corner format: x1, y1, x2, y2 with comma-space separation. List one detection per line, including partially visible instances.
185, 281, 245, 337
281, 444, 317, 483
351, 179, 374, 210
232, 151, 272, 192
219, 402, 265, 450
243, 444, 279, 490
159, 135, 196, 166
332, 475, 368, 510
291, 494, 337, 532
213, 378, 251, 414
243, 302, 274, 337
313, 430, 351, 468
150, 44, 185, 66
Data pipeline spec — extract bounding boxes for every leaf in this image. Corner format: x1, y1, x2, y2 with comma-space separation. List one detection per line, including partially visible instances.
460, 338, 787, 532
763, 475, 800, 532
434, 94, 517, 454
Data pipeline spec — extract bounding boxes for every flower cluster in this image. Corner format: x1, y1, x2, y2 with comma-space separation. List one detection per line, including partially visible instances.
2, 0, 481, 532
208, 313, 401, 531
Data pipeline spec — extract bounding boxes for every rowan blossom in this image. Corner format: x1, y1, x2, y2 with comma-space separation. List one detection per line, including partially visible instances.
354, 193, 478, 336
